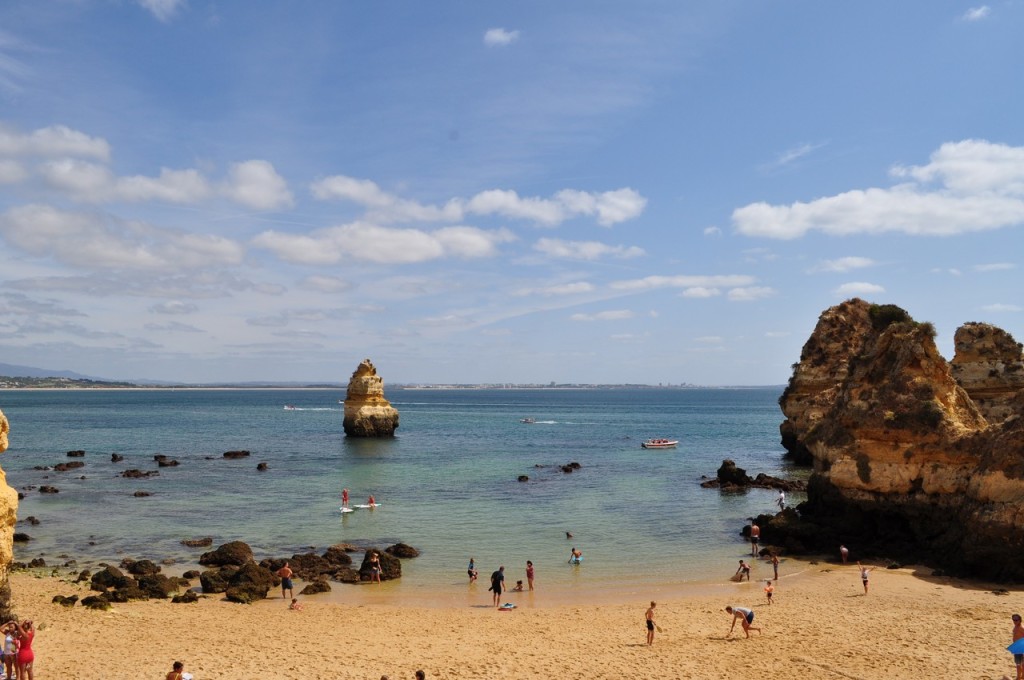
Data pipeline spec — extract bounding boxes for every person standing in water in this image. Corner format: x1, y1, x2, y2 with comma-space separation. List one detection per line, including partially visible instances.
467, 557, 478, 582
526, 560, 535, 590
490, 566, 505, 608
341, 488, 350, 509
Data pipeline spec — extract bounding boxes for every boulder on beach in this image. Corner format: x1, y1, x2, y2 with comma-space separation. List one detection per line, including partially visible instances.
224, 562, 276, 604
385, 543, 420, 559
199, 541, 254, 567
359, 549, 401, 582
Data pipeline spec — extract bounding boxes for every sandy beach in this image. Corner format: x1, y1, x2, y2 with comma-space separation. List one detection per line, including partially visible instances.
7, 558, 1022, 679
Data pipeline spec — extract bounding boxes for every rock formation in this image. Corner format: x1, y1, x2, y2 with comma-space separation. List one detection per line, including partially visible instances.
342, 359, 399, 437
0, 409, 17, 620
776, 298, 1024, 581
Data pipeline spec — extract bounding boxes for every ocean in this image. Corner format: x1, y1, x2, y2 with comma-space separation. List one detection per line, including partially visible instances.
0, 387, 805, 605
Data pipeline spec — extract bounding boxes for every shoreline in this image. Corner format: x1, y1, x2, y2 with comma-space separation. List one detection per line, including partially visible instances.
9, 562, 1022, 679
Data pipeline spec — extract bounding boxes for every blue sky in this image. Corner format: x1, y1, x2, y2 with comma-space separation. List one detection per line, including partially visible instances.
1, 1, 1022, 385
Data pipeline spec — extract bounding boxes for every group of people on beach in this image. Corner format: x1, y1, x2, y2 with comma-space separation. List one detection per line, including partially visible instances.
473, 559, 536, 607
1, 619, 35, 680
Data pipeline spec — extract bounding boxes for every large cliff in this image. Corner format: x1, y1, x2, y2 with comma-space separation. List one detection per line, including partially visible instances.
777, 299, 1024, 581
0, 409, 18, 619
342, 359, 399, 437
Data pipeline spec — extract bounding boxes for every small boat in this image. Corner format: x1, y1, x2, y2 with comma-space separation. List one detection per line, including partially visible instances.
641, 438, 678, 449
283, 405, 297, 411
520, 417, 536, 424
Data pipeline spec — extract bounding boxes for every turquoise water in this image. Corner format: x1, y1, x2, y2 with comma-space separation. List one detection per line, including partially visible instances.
0, 388, 804, 603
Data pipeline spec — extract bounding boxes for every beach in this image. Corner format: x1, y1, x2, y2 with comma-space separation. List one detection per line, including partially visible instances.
8, 559, 1021, 679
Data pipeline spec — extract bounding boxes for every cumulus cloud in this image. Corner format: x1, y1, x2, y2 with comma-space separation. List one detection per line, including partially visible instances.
834, 282, 886, 296
974, 262, 1015, 272
0, 159, 26, 183
610, 274, 756, 292
533, 237, 644, 260
733, 139, 1024, 239
703, 226, 722, 237
252, 221, 513, 265
0, 123, 111, 160
149, 301, 198, 314
311, 175, 647, 227
39, 159, 212, 203
516, 281, 595, 297
300, 276, 356, 293
727, 286, 776, 301
811, 256, 877, 273
138, 0, 186, 22
0, 204, 245, 272
222, 160, 293, 210
484, 28, 520, 47
570, 310, 634, 321
680, 287, 720, 298
962, 6, 990, 21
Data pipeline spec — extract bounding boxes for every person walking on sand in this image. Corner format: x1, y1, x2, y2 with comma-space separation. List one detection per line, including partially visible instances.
725, 605, 761, 638
764, 580, 774, 605
490, 566, 505, 607
526, 560, 535, 590
15, 619, 34, 680
770, 553, 779, 580
1011, 613, 1024, 680
342, 488, 350, 509
840, 544, 849, 564
645, 601, 657, 646
858, 562, 872, 594
277, 562, 294, 600
735, 559, 751, 582
749, 521, 761, 556
467, 557, 478, 582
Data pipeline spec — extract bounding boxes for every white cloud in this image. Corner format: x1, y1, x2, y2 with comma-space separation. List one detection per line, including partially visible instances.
484, 28, 520, 47
516, 282, 595, 297
610, 274, 755, 292
695, 336, 723, 343
680, 287, 720, 298
962, 6, 990, 21
834, 281, 886, 296
222, 160, 293, 210
0, 204, 245, 272
0, 159, 27, 183
727, 286, 776, 301
149, 301, 198, 314
533, 237, 644, 260
252, 221, 510, 265
772, 141, 826, 167
974, 262, 1015, 272
703, 226, 722, 237
138, 0, 186, 22
570, 310, 634, 321
811, 256, 877, 273
0, 124, 110, 160
300, 276, 356, 294
981, 303, 1021, 312
733, 140, 1024, 239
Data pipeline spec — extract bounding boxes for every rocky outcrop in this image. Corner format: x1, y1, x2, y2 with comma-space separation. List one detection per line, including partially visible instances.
777, 299, 1024, 581
343, 359, 399, 437
950, 322, 1024, 423
0, 409, 17, 621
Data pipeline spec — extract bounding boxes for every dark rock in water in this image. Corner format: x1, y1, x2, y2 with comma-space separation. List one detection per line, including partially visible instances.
122, 469, 158, 479
322, 545, 354, 567
300, 579, 332, 595
67, 450, 85, 457
76, 569, 91, 582
172, 590, 199, 603
111, 453, 124, 462
157, 458, 179, 467
342, 358, 399, 437
39, 486, 59, 494
517, 475, 529, 482
560, 465, 574, 474
121, 558, 161, 576
182, 570, 201, 580
256, 462, 269, 471
359, 549, 401, 582
223, 450, 250, 459
133, 491, 152, 497
81, 595, 111, 610
282, 553, 331, 581
52, 594, 78, 606
54, 462, 84, 472
13, 533, 31, 542
385, 543, 420, 559
24, 516, 40, 525
717, 459, 751, 486
182, 537, 213, 548
28, 558, 45, 568
199, 541, 253, 567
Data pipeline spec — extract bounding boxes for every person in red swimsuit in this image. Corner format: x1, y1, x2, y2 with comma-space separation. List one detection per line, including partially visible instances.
15, 619, 34, 680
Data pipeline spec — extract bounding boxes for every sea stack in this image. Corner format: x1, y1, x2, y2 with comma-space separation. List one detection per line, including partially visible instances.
343, 359, 399, 437
0, 408, 19, 619
776, 298, 1024, 581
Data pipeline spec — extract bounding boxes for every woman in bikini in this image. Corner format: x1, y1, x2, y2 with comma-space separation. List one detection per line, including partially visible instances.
2, 621, 18, 680
166, 661, 185, 680
15, 619, 34, 680
369, 552, 382, 584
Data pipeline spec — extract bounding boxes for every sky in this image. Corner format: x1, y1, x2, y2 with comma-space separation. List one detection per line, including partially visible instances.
0, 1, 1023, 386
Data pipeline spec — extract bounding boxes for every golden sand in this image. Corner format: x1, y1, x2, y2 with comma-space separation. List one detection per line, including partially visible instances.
8, 560, 1023, 679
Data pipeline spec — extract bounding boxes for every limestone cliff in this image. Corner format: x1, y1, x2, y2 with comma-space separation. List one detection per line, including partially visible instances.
777, 299, 1024, 581
950, 322, 1024, 423
342, 359, 399, 437
0, 409, 18, 619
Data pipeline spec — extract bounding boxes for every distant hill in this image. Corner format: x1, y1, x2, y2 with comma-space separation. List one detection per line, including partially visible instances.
0, 362, 103, 380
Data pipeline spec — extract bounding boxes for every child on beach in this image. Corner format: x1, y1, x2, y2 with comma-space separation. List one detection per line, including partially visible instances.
735, 560, 751, 581
468, 558, 478, 582
764, 581, 774, 605
511, 580, 524, 592
289, 598, 303, 611
858, 562, 872, 594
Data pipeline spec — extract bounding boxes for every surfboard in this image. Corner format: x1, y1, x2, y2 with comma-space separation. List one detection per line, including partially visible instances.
340, 507, 355, 513
353, 504, 382, 509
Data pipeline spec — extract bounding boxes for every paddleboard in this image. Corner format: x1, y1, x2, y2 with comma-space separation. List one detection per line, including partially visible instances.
354, 504, 382, 509
499, 603, 516, 610
340, 507, 355, 513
